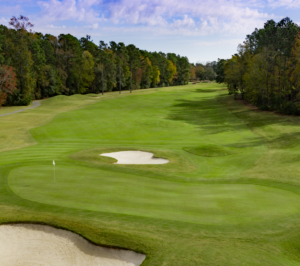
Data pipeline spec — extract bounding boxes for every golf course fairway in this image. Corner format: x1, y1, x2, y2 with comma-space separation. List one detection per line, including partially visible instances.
2, 83, 300, 265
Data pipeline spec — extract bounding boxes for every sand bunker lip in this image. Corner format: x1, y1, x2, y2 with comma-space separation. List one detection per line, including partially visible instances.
0, 224, 145, 266
101, 151, 169, 164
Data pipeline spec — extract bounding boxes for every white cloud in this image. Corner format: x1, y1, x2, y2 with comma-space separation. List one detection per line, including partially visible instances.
0, 17, 8, 25
193, 38, 245, 47
106, 0, 269, 24
267, 0, 300, 8
47, 24, 66, 29
37, 0, 104, 23
0, 0, 282, 42
172, 15, 195, 28
83, 23, 99, 29
33, 0, 273, 36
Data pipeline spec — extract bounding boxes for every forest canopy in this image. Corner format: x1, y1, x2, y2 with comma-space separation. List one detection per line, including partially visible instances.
190, 61, 217, 81
218, 17, 300, 115
0, 16, 191, 106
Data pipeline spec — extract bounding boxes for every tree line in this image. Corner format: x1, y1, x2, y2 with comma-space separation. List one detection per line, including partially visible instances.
190, 61, 217, 81
217, 17, 300, 115
0, 16, 190, 106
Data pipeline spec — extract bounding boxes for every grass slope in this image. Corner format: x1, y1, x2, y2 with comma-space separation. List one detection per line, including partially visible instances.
1, 84, 300, 265
183, 144, 241, 157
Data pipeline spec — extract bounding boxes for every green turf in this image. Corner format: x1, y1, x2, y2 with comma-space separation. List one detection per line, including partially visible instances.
2, 84, 300, 265
10, 165, 300, 225
0, 104, 32, 115
183, 144, 241, 157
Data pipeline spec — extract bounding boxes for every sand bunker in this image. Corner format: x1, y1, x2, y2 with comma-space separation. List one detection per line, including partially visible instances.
101, 151, 169, 164
0, 224, 145, 266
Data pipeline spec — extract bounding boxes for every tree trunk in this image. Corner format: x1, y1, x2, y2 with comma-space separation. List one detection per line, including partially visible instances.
19, 61, 23, 97
119, 59, 121, 94
102, 65, 104, 95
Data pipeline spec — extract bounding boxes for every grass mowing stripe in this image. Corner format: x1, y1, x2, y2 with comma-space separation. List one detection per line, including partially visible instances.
9, 164, 300, 225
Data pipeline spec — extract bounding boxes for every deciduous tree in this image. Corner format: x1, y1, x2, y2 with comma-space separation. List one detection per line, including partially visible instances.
0, 65, 17, 106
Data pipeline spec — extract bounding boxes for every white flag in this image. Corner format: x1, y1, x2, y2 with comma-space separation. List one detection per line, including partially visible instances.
53, 160, 55, 166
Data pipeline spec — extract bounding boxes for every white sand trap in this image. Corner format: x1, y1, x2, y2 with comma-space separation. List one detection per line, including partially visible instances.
0, 224, 145, 266
101, 151, 169, 164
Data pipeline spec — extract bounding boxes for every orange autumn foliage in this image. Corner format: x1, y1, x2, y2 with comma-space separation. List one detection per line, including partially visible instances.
0, 65, 17, 106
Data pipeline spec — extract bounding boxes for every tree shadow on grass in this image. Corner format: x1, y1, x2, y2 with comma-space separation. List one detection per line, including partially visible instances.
216, 95, 300, 149
216, 94, 300, 128
167, 97, 246, 133
166, 97, 264, 148
193, 88, 227, 93
264, 131, 300, 150
168, 92, 300, 151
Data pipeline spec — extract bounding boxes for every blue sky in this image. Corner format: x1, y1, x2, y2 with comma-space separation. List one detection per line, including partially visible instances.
0, 0, 299, 63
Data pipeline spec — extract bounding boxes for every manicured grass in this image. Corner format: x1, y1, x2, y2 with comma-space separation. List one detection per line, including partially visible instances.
10, 165, 300, 225
183, 144, 241, 157
2, 84, 300, 265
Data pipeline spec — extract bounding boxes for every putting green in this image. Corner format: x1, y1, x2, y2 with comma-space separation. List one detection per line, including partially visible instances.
9, 165, 300, 225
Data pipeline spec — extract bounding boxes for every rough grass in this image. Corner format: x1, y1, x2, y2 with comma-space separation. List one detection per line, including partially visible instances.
0, 104, 30, 115
2, 84, 300, 265
0, 94, 114, 152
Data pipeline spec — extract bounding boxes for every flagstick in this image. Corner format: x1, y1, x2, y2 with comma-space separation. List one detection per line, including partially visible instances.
53, 160, 56, 183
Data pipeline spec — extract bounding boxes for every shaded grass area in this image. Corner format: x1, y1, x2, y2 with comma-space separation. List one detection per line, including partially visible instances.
217, 94, 300, 186
183, 144, 241, 157
2, 84, 300, 265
